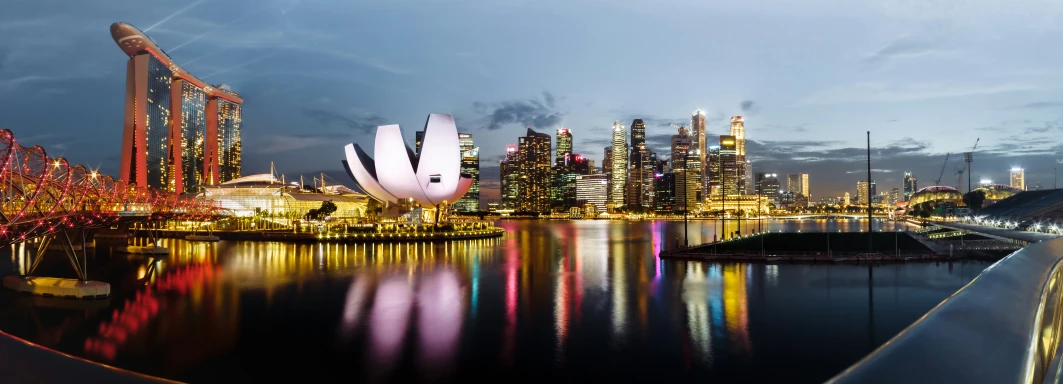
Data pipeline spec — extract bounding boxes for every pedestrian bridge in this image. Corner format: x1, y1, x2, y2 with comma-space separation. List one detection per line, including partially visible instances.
828, 235, 1063, 384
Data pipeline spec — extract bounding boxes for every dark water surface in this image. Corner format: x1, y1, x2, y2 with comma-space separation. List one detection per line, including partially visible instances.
0, 220, 990, 383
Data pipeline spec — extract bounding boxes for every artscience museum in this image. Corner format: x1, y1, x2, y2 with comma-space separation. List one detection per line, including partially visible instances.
343, 114, 474, 219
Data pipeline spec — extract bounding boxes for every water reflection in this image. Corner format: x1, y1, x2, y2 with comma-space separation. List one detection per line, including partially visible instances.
0, 220, 987, 383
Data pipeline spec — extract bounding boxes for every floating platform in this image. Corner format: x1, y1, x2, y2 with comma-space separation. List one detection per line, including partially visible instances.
184, 234, 219, 242
3, 276, 110, 299
114, 246, 169, 255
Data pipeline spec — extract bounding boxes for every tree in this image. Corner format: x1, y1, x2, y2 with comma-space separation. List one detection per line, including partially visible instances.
319, 200, 338, 217
962, 190, 986, 211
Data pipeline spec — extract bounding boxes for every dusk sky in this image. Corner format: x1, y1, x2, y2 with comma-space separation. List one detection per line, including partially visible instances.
3, 0, 1063, 202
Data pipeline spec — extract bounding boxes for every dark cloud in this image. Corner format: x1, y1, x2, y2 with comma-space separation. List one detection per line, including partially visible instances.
302, 108, 387, 133
740, 100, 759, 114
645, 133, 674, 156
473, 92, 564, 131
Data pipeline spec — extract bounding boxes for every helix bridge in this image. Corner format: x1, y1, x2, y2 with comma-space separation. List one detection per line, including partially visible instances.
0, 128, 219, 299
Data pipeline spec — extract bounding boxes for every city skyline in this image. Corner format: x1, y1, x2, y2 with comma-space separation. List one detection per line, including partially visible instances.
2, 1, 1063, 202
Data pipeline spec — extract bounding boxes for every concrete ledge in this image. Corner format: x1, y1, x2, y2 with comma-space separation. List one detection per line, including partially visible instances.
0, 328, 174, 383
3, 276, 110, 299
114, 246, 169, 255
183, 234, 219, 242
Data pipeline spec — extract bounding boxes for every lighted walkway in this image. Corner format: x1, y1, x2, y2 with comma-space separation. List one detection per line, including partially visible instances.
934, 221, 1060, 244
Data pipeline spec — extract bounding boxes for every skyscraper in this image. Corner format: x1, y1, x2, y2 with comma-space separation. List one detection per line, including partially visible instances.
744, 159, 754, 195
1011, 167, 1026, 190
555, 128, 572, 165
625, 143, 654, 209
730, 116, 746, 157
609, 121, 628, 208
456, 133, 479, 212
576, 174, 609, 213
755, 173, 780, 199
719, 136, 740, 196
903, 171, 917, 202
603, 147, 613, 193
629, 119, 646, 167
707, 145, 721, 197
857, 181, 869, 205
731, 116, 747, 195
518, 128, 552, 213
500, 145, 521, 209
654, 172, 675, 213
786, 173, 810, 198
889, 188, 900, 206
857, 180, 877, 205
670, 127, 696, 212
111, 22, 243, 193
692, 110, 707, 198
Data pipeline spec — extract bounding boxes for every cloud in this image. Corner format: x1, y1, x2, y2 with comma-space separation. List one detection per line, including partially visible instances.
302, 108, 388, 133
473, 92, 565, 131
740, 100, 759, 114
865, 36, 951, 64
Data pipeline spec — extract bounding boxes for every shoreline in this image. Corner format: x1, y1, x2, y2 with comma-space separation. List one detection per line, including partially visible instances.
130, 228, 505, 243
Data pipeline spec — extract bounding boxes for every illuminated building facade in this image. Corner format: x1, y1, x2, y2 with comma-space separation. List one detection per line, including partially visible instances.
609, 121, 628, 209
555, 128, 572, 165
500, 145, 521, 209
692, 110, 706, 198
576, 173, 608, 213
719, 136, 740, 196
857, 180, 877, 205
603, 147, 613, 191
111, 22, 243, 194
1011, 167, 1026, 190
903, 171, 917, 201
456, 133, 480, 212
654, 172, 675, 213
754, 173, 780, 200
786, 173, 809, 207
518, 128, 552, 213
670, 127, 696, 212
730, 116, 748, 195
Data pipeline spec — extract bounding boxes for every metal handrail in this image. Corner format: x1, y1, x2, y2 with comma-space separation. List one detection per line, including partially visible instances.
827, 237, 1063, 384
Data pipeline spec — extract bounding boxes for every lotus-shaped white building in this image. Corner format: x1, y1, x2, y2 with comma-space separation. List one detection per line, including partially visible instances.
342, 114, 473, 208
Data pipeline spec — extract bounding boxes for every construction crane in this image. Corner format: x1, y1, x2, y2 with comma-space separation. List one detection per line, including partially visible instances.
935, 153, 951, 185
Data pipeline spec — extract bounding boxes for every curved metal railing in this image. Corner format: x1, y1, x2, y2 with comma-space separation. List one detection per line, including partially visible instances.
827, 237, 1063, 384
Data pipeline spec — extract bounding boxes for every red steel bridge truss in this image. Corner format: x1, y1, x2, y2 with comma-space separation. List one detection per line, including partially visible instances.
0, 129, 218, 280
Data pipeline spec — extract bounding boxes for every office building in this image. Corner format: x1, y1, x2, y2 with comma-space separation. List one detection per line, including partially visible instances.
626, 144, 655, 209
786, 173, 809, 198
555, 128, 572, 165
706, 145, 721, 197
455, 133, 479, 212
609, 121, 628, 208
500, 145, 521, 209
603, 147, 613, 191
889, 188, 900, 207
857, 180, 876, 205
655, 172, 675, 213
844, 192, 851, 206
903, 171, 917, 202
552, 153, 590, 211
744, 159, 753, 195
1011, 167, 1026, 190
692, 110, 707, 200
755, 173, 780, 199
629, 119, 646, 167
719, 136, 740, 196
670, 127, 697, 212
111, 22, 243, 193
576, 174, 609, 213
518, 128, 552, 213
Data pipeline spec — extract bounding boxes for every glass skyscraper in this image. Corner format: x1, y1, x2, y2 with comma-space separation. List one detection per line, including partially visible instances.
456, 133, 479, 212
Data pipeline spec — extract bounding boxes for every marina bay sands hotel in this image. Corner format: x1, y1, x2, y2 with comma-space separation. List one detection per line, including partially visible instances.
110, 22, 243, 194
